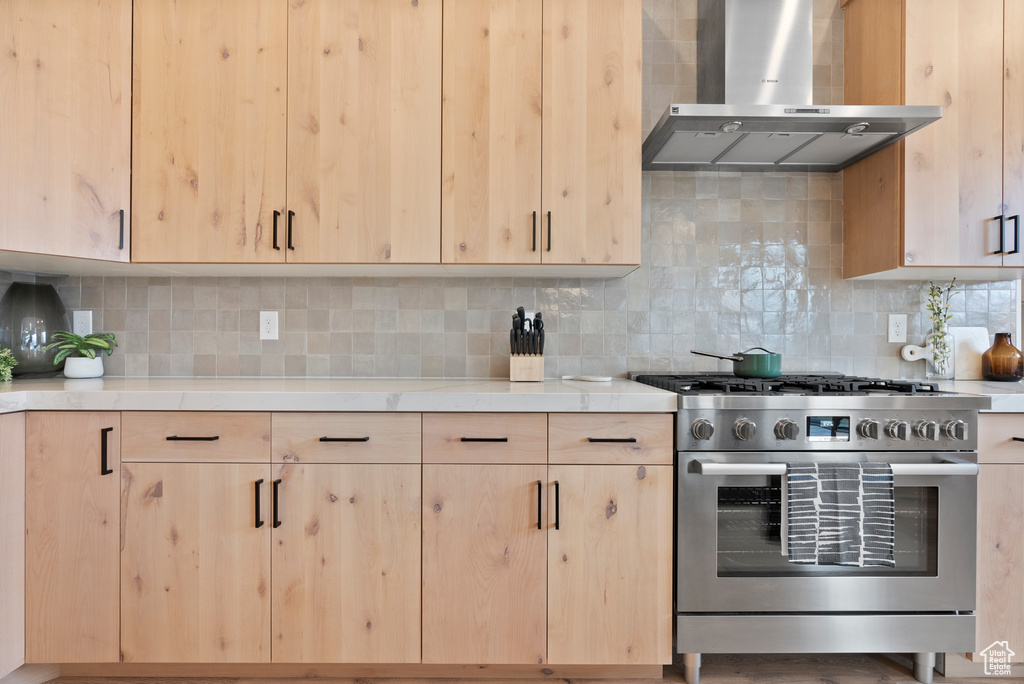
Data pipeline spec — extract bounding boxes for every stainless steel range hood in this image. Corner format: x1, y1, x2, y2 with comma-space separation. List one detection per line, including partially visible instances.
642, 0, 941, 173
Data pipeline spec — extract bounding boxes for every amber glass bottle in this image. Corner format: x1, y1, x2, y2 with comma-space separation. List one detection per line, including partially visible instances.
982, 332, 1024, 381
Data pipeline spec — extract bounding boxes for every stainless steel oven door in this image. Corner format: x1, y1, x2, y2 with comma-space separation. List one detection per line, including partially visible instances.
676, 452, 977, 613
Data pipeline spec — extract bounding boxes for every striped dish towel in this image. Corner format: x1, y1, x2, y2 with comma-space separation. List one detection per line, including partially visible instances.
783, 463, 895, 567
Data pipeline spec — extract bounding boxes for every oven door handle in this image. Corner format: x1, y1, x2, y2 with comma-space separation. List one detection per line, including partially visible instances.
691, 459, 979, 476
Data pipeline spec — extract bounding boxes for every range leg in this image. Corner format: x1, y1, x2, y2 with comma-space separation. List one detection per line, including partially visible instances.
913, 652, 936, 684
682, 653, 701, 684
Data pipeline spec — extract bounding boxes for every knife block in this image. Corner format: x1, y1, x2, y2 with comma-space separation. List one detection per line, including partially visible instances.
510, 355, 544, 382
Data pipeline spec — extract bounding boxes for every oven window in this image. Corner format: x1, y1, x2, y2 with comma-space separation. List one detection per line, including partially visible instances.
716, 479, 938, 577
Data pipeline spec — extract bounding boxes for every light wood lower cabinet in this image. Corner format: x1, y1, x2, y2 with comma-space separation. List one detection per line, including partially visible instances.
422, 464, 548, 664
25, 412, 121, 663
271, 463, 421, 663
547, 464, 672, 665
120, 463, 272, 663
0, 413, 26, 680
976, 463, 1024, 662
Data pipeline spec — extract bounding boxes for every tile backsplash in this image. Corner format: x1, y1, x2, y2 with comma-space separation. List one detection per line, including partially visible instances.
0, 0, 1018, 379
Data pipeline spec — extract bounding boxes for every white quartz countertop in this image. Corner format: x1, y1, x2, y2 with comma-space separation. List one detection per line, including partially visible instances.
0, 377, 679, 414
937, 379, 1024, 412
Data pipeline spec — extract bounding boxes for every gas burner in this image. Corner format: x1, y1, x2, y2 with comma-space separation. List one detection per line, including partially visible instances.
633, 373, 940, 396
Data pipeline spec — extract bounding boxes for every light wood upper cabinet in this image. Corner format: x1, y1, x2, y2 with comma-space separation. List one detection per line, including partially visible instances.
132, 0, 288, 264
25, 412, 120, 664
422, 464, 548, 664
0, 0, 131, 262
441, 0, 543, 264
288, 0, 441, 264
271, 463, 421, 662
121, 463, 271, 663
547, 464, 672, 665
542, 0, 642, 266
843, 0, 1023, 276
0, 413, 25, 680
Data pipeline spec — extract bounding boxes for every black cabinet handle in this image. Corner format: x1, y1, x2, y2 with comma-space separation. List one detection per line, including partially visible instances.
272, 478, 282, 528
255, 479, 265, 528
536, 480, 542, 530
460, 437, 509, 443
100, 427, 114, 476
995, 214, 1006, 254
546, 211, 552, 251
1012, 437, 1024, 442
554, 480, 560, 530
287, 210, 295, 250
118, 210, 125, 250
273, 210, 281, 250
166, 435, 220, 441
1010, 215, 1021, 255
532, 211, 537, 252
587, 437, 638, 443
319, 436, 371, 442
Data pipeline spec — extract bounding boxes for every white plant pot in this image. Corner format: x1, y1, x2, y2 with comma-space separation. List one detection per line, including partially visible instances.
63, 356, 104, 379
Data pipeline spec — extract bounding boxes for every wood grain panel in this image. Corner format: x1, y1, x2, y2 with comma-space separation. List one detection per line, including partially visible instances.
287, 0, 441, 264
25, 412, 120, 663
441, 0, 542, 264
548, 414, 672, 465
542, 0, 641, 266
272, 464, 420, 662
272, 413, 420, 464
975, 464, 1024, 662
976, 413, 1024, 463
547, 465, 672, 665
0, 413, 25, 680
422, 465, 547, 664
841, 0, 904, 106
1002, 0, 1024, 267
132, 0, 287, 263
0, 0, 131, 262
422, 413, 547, 464
120, 463, 271, 662
121, 412, 271, 463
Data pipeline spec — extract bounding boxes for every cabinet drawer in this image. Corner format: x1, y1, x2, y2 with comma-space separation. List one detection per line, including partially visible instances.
978, 414, 1024, 463
548, 414, 673, 465
121, 412, 271, 462
423, 413, 546, 464
272, 413, 421, 463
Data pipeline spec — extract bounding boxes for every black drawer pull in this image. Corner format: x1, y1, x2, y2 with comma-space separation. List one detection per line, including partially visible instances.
320, 436, 370, 442
100, 427, 114, 476
1012, 437, 1024, 442
460, 437, 509, 443
272, 478, 282, 528
554, 480, 560, 530
166, 435, 220, 441
587, 437, 638, 443
255, 479, 265, 528
536, 480, 542, 530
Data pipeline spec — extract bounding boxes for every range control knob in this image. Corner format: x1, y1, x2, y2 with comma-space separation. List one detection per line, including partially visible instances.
857, 419, 881, 440
691, 418, 715, 441
942, 419, 968, 441
774, 419, 800, 440
885, 420, 910, 441
914, 420, 939, 440
733, 418, 757, 441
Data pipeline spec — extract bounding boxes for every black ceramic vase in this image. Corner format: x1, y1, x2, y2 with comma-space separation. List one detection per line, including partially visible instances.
0, 282, 71, 375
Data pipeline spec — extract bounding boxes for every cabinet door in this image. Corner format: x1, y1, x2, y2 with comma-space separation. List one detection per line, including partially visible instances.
287, 0, 441, 264
272, 464, 421, 663
132, 0, 287, 263
0, 413, 25, 679
1002, 0, 1024, 267
547, 464, 672, 665
422, 464, 547, 664
25, 412, 120, 663
441, 0, 542, 264
0, 0, 130, 262
120, 463, 271, 662
542, 0, 641, 266
976, 464, 1024, 662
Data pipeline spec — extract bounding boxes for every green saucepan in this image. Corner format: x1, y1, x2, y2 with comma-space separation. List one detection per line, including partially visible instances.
690, 347, 783, 378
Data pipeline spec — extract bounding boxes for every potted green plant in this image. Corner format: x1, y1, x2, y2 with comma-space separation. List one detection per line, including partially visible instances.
42, 332, 118, 378
0, 348, 16, 382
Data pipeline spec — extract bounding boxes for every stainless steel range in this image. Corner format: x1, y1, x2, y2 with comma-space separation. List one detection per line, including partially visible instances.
631, 374, 991, 684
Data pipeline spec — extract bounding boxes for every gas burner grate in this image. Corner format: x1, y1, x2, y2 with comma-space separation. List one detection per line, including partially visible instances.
633, 373, 940, 396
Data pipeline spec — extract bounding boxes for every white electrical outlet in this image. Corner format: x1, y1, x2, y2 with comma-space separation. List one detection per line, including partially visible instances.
888, 314, 907, 343
260, 311, 279, 340
73, 310, 93, 336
